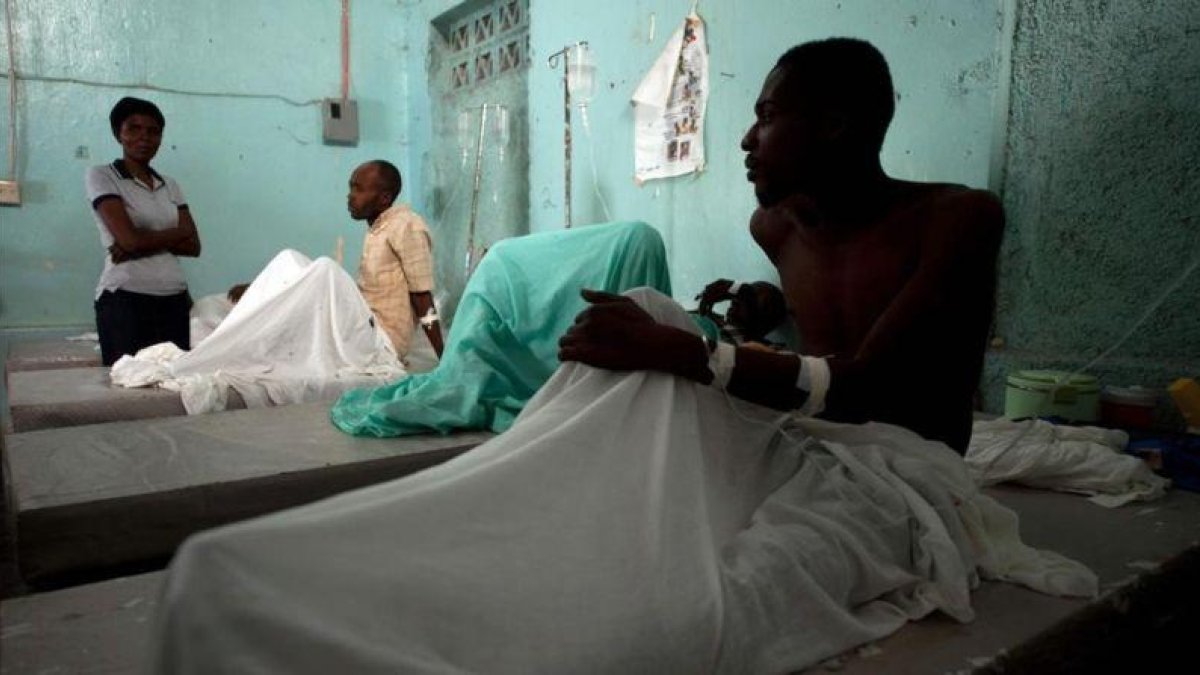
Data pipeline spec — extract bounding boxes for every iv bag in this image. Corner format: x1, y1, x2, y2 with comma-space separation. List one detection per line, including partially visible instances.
566, 42, 595, 105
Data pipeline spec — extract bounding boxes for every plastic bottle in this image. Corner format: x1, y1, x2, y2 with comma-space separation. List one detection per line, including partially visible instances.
1168, 378, 1200, 434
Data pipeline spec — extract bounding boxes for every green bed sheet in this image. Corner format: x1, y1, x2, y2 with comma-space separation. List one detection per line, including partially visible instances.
331, 221, 672, 437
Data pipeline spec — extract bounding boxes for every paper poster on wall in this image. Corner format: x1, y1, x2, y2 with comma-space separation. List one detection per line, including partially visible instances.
632, 12, 708, 183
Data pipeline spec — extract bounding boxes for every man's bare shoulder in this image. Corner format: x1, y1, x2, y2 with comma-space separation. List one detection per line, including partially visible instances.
899, 183, 1004, 268
907, 182, 1004, 234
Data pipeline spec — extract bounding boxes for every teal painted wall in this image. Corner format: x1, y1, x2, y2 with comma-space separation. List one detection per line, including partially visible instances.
982, 0, 1200, 418
0, 0, 410, 328
528, 0, 1006, 302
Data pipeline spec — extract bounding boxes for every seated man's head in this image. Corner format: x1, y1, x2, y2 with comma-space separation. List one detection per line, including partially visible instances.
726, 281, 787, 342
348, 160, 402, 222
741, 38, 894, 207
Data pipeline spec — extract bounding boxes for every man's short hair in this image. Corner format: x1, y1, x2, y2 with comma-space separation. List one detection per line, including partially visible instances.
775, 38, 895, 152
109, 97, 165, 138
367, 160, 403, 203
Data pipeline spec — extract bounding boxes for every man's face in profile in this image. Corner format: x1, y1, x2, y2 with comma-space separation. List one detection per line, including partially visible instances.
347, 165, 391, 221
741, 68, 831, 207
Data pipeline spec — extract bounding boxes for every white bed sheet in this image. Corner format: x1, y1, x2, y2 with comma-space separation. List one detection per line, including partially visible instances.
155, 290, 1095, 674
112, 250, 406, 414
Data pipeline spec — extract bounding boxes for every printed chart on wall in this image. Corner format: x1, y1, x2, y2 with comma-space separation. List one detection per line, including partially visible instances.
632, 12, 708, 183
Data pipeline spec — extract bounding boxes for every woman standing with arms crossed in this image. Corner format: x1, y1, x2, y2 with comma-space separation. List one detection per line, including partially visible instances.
85, 97, 201, 365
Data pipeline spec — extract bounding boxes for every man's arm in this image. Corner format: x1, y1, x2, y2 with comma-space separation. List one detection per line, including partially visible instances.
821, 189, 1004, 411
391, 221, 442, 358
559, 189, 1004, 414
558, 292, 807, 409
409, 291, 444, 358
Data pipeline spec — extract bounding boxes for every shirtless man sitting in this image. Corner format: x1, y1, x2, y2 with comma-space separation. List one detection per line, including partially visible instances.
559, 37, 1004, 453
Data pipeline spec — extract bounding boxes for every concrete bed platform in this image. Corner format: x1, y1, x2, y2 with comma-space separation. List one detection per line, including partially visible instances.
3, 486, 1200, 674
821, 486, 1200, 674
6, 367, 247, 433
3, 402, 492, 587
5, 339, 102, 374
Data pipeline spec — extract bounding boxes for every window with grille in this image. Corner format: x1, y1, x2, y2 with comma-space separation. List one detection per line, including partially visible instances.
442, 0, 530, 91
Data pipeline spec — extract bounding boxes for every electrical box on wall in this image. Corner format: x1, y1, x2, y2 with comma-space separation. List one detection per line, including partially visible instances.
322, 98, 359, 146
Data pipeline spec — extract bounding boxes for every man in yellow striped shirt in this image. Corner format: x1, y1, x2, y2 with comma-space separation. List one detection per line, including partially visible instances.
348, 160, 444, 362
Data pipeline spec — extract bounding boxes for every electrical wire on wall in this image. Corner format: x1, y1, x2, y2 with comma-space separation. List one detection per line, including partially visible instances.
341, 0, 352, 101
0, 0, 348, 168
4, 0, 18, 181
0, 73, 323, 107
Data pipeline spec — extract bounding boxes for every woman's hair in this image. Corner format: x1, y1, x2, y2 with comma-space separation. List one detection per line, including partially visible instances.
109, 97, 165, 138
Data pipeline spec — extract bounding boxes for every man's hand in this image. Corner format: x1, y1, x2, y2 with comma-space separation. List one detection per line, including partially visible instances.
558, 289, 711, 381
695, 278, 736, 315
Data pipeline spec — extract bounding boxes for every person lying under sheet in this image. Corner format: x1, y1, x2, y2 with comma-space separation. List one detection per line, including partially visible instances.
111, 249, 407, 413
187, 284, 249, 346
330, 219, 673, 437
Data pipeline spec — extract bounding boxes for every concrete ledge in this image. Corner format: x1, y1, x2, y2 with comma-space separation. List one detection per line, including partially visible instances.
828, 486, 1200, 674
5, 339, 102, 374
6, 367, 233, 433
1, 572, 160, 675
5, 402, 492, 587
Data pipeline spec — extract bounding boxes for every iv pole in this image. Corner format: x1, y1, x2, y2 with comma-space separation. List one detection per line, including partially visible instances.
547, 42, 588, 229
465, 103, 491, 277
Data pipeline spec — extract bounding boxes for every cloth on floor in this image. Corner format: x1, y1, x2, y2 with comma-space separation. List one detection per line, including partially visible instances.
111, 250, 405, 414
330, 220, 673, 437
155, 289, 1094, 675
966, 418, 1170, 507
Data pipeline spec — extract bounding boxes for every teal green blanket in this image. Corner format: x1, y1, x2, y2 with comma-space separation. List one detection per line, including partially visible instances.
331, 221, 672, 436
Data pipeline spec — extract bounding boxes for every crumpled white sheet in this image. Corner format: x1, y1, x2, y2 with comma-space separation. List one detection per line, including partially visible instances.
966, 418, 1170, 507
111, 250, 406, 414
155, 289, 1094, 675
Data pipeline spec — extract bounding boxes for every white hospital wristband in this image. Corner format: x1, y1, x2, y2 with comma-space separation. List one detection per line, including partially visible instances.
419, 309, 440, 328
795, 355, 830, 416
708, 341, 736, 390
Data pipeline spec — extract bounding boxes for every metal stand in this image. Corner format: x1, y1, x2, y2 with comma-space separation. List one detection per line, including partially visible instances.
547, 42, 588, 229
463, 103, 504, 278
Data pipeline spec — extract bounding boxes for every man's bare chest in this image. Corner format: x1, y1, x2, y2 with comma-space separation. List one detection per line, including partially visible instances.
777, 229, 919, 353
